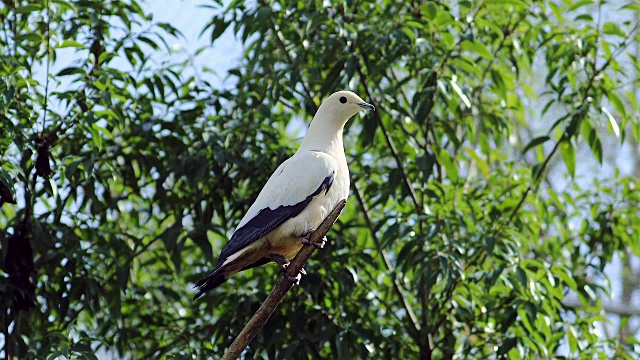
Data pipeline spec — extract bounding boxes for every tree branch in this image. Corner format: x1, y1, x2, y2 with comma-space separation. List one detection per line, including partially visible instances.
352, 183, 422, 342
354, 65, 423, 211
220, 200, 347, 360
494, 19, 640, 237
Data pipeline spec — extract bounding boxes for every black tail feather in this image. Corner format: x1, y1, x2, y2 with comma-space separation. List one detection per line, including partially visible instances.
193, 268, 228, 300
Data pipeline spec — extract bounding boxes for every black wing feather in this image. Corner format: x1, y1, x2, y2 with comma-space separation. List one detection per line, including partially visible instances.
193, 172, 334, 299
217, 172, 334, 266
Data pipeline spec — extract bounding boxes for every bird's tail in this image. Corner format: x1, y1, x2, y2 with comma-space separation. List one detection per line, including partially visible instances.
193, 267, 229, 300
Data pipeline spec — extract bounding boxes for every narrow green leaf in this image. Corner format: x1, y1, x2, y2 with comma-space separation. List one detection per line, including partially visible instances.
15, 33, 43, 42
601, 106, 620, 138
602, 22, 625, 37
485, 0, 528, 8
461, 40, 494, 60
523, 136, 550, 154
421, 2, 437, 19
567, 326, 578, 353
437, 149, 459, 182
551, 265, 577, 290
450, 77, 471, 108
560, 140, 575, 177
607, 92, 626, 118
47, 351, 63, 360
582, 121, 603, 163
45, 331, 69, 343
57, 40, 86, 49
568, 0, 594, 11
401, 27, 415, 42
515, 266, 527, 287
49, 178, 58, 199
15, 3, 43, 13
57, 67, 85, 76
211, 18, 230, 42
89, 124, 103, 151
621, 3, 640, 12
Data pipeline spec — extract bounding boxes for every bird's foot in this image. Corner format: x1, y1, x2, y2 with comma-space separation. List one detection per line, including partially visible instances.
285, 268, 307, 285
286, 272, 301, 285
301, 235, 327, 249
269, 254, 290, 272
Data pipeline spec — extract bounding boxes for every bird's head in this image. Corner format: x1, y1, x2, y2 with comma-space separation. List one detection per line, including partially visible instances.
315, 90, 375, 126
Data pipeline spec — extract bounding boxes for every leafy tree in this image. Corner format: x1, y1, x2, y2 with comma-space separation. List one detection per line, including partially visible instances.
1, 0, 639, 359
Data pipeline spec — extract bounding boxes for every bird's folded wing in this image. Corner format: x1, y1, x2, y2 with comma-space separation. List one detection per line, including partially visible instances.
217, 151, 338, 264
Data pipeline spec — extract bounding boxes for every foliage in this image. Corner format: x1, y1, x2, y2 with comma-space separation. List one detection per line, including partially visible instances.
1, 0, 639, 358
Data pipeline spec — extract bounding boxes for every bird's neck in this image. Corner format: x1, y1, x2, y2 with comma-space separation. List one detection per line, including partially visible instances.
296, 117, 345, 155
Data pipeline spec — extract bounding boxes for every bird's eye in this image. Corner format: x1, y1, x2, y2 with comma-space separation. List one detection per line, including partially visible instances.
339, 96, 347, 104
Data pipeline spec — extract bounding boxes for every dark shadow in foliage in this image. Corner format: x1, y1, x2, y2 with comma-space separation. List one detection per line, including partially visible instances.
0, 181, 16, 206
34, 131, 57, 178
3, 217, 36, 311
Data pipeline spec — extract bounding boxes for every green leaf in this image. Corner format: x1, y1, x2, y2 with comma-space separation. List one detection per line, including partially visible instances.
47, 351, 63, 360
461, 40, 494, 60
15, 3, 43, 14
437, 149, 459, 182
567, 326, 578, 353
523, 136, 550, 154
621, 3, 640, 12
210, 18, 230, 42
401, 27, 415, 42
485, 0, 528, 8
51, 0, 75, 13
601, 106, 620, 138
450, 77, 471, 108
89, 123, 103, 151
57, 40, 86, 49
560, 140, 575, 177
15, 33, 43, 42
607, 92, 626, 118
484, 236, 496, 254
45, 331, 69, 343
421, 2, 437, 19
515, 266, 527, 287
138, 36, 159, 50
602, 22, 625, 37
551, 265, 577, 290
582, 121, 603, 164
49, 178, 58, 199
568, 0, 594, 11
57, 67, 85, 76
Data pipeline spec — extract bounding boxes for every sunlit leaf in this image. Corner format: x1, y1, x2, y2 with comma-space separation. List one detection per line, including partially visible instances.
601, 106, 620, 138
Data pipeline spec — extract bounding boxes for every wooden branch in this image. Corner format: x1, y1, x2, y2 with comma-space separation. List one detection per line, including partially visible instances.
220, 200, 347, 360
352, 184, 422, 341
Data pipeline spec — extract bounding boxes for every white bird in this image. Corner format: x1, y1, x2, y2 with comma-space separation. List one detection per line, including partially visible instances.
194, 91, 374, 299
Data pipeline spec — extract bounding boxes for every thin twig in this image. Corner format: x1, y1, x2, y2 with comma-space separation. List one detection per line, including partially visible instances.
354, 63, 423, 211
220, 200, 346, 360
258, 0, 317, 114
41, 0, 51, 133
352, 184, 423, 343
497, 18, 640, 236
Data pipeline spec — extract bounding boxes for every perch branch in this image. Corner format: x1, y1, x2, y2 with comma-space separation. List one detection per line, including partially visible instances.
220, 200, 347, 360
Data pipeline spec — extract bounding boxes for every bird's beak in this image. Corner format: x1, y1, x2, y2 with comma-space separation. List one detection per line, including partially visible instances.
358, 102, 375, 111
